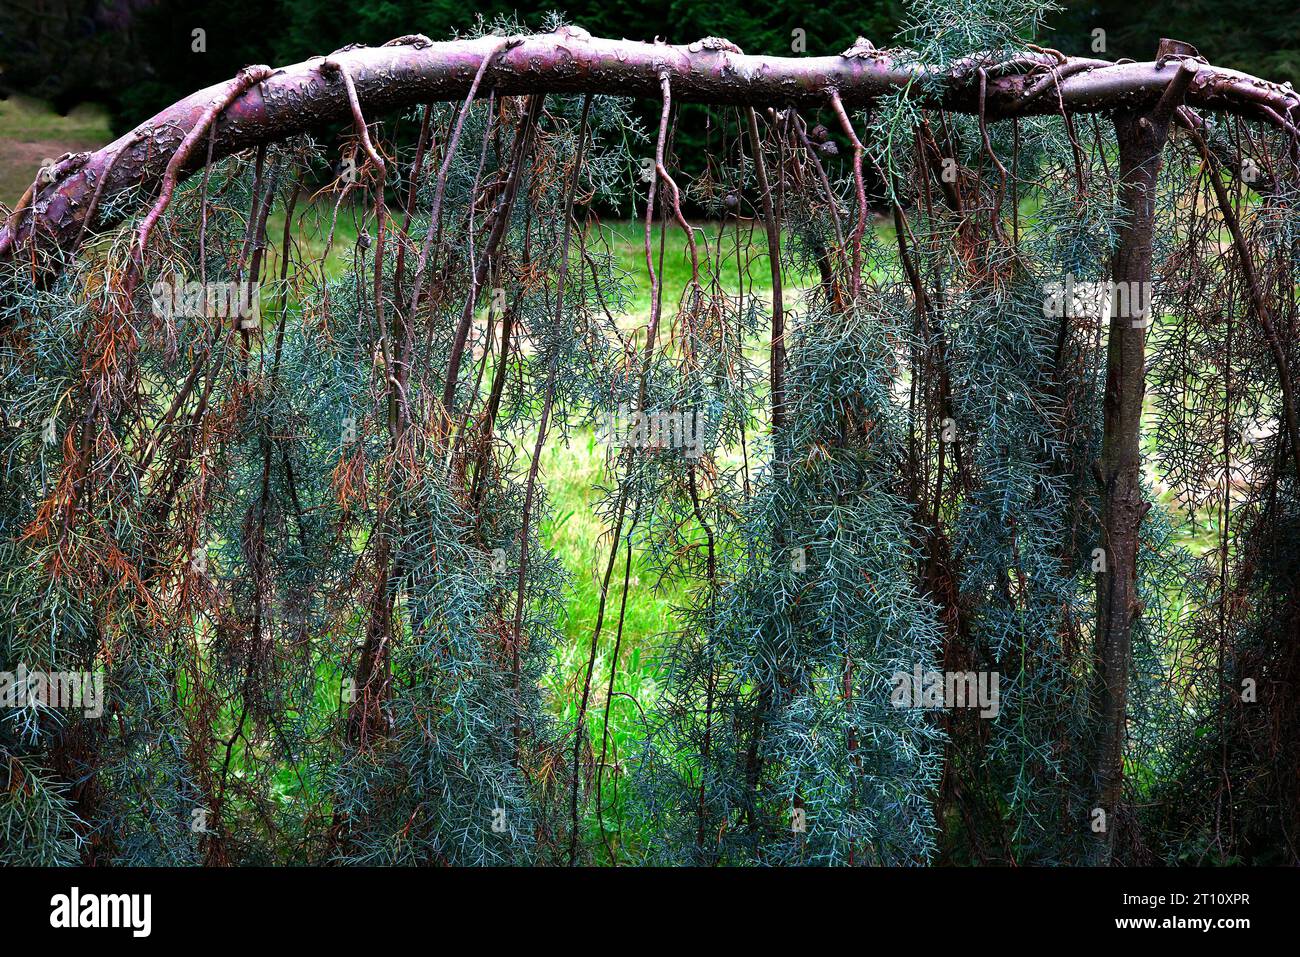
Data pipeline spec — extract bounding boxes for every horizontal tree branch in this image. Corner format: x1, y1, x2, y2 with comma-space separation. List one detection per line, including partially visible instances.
3, 26, 1299, 259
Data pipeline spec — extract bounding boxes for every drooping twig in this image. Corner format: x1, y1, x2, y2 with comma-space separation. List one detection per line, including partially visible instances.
828, 89, 867, 301
978, 68, 1010, 231
438, 93, 540, 425
1182, 111, 1300, 478
653, 73, 702, 293
745, 107, 786, 430
505, 97, 589, 831
323, 57, 387, 175
406, 38, 515, 320
134, 66, 274, 267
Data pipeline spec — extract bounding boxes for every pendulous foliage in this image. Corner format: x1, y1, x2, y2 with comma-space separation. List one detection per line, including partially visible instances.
3, 2, 1299, 867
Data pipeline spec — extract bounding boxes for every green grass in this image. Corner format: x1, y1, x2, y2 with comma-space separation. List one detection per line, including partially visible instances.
536, 431, 669, 850
0, 93, 113, 208
587, 218, 821, 324
0, 94, 111, 140
532, 221, 787, 851
266, 201, 362, 277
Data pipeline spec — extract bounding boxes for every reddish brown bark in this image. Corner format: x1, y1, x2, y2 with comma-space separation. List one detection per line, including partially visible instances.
1091, 61, 1198, 862
4, 29, 1299, 261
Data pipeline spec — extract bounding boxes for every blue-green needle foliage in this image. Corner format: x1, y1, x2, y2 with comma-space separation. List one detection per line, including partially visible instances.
3, 1, 1299, 867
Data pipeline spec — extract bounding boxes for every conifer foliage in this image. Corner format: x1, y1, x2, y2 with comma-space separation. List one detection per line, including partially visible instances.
2, 3, 1299, 865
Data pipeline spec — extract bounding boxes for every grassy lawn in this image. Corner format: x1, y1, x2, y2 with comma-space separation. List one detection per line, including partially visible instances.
535, 220, 786, 845
0, 94, 113, 209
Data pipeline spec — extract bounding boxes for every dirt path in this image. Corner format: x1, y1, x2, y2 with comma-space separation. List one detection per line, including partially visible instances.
0, 95, 112, 208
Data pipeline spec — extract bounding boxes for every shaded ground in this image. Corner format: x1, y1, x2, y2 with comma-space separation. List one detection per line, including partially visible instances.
0, 94, 113, 209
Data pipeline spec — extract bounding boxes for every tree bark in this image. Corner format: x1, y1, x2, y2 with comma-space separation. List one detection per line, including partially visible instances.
1091, 61, 1197, 862
4, 30, 1299, 261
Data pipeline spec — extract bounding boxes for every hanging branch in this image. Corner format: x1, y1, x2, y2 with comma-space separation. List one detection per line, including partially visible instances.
406, 38, 515, 321
438, 95, 542, 425
505, 98, 589, 843
828, 89, 868, 300
392, 102, 434, 304
10, 30, 1300, 264
577, 73, 684, 861
132, 65, 275, 267
653, 74, 702, 291
745, 107, 786, 430
1181, 113, 1300, 478
324, 58, 387, 174
977, 68, 1010, 232
640, 81, 669, 364
791, 112, 847, 308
